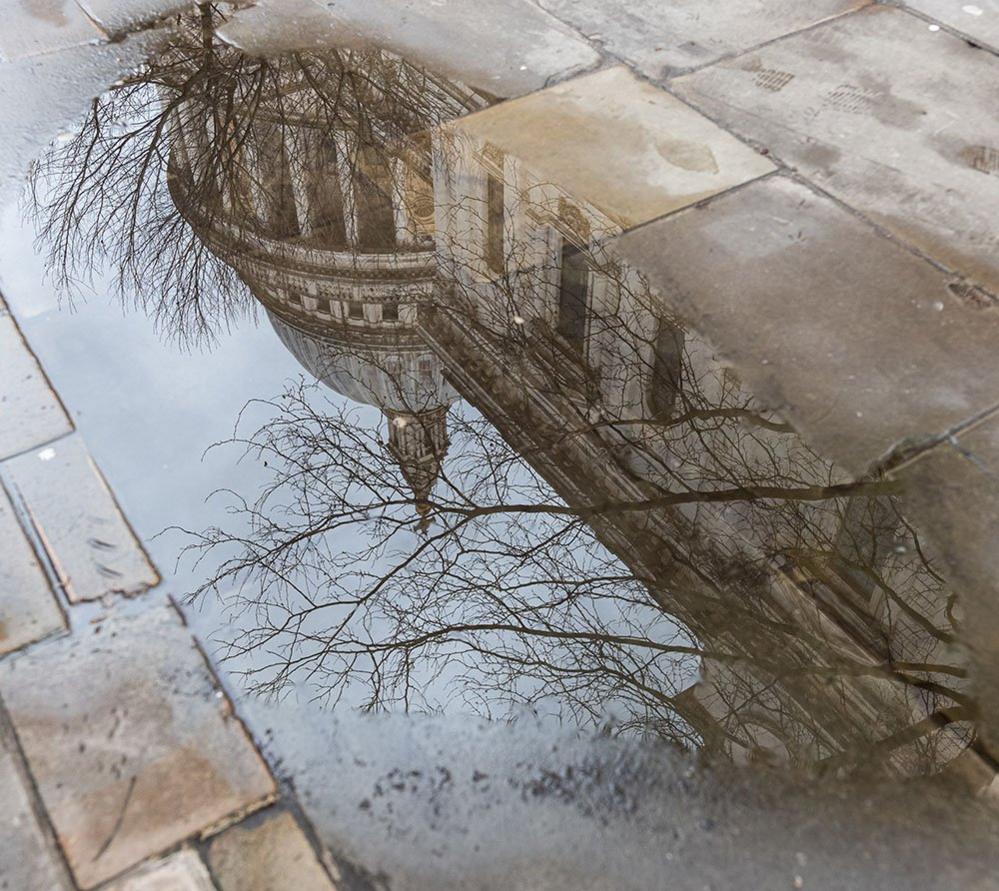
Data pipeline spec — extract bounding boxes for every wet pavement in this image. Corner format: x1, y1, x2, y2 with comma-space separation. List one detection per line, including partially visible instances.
1, 2, 998, 889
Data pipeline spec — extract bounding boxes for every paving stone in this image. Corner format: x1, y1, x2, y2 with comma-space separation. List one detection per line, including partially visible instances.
539, 0, 869, 76
0, 0, 106, 62
0, 486, 64, 656
75, 0, 191, 36
0, 312, 73, 460
0, 715, 72, 890
103, 849, 215, 891
0, 606, 276, 889
672, 6, 999, 295
219, 0, 600, 96
613, 175, 999, 475
4, 434, 159, 603
450, 65, 775, 231
889, 415, 999, 755
0, 30, 168, 200
207, 810, 337, 891
215, 0, 366, 56
902, 0, 999, 51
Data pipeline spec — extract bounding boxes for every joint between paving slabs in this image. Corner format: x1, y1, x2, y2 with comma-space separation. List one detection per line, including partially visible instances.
0, 693, 78, 889
879, 398, 999, 477
0, 473, 73, 640
170, 589, 355, 887
534, 8, 999, 304
879, 1, 999, 57
607, 100, 998, 309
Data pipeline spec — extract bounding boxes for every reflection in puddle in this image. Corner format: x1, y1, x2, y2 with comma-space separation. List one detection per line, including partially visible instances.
30, 10, 981, 783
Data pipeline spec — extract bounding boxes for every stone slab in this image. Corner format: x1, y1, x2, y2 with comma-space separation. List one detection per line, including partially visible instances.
103, 849, 215, 891
0, 312, 73, 460
0, 0, 105, 62
902, 0, 999, 51
220, 0, 600, 97
240, 706, 999, 890
451, 65, 775, 231
890, 414, 999, 756
539, 0, 869, 76
0, 716, 72, 890
215, 0, 367, 56
4, 435, 159, 603
207, 810, 337, 891
0, 486, 64, 656
0, 606, 276, 889
672, 6, 999, 295
0, 30, 168, 201
75, 0, 192, 36
613, 175, 999, 475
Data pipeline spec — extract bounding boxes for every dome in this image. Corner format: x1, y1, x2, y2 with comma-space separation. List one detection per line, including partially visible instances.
268, 309, 458, 414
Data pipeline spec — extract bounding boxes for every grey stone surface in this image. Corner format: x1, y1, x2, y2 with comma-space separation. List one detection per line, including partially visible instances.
891, 414, 999, 754
0, 713, 72, 891
75, 0, 192, 35
103, 849, 215, 891
0, 30, 168, 200
540, 0, 869, 75
207, 810, 337, 891
451, 65, 775, 230
220, 0, 600, 96
0, 312, 72, 461
902, 0, 999, 50
0, 0, 105, 62
243, 703, 999, 890
4, 434, 159, 603
0, 606, 276, 889
215, 0, 367, 56
0, 487, 63, 656
672, 6, 999, 294
613, 175, 999, 475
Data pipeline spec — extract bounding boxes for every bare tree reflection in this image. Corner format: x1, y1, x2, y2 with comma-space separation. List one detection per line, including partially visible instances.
30, 9, 986, 780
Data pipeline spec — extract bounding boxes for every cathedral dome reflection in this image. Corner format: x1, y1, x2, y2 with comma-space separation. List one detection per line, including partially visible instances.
165, 43, 492, 519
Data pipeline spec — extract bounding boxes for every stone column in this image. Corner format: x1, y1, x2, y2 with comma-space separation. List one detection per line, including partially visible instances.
286, 126, 317, 237
392, 155, 414, 245
332, 129, 359, 247
240, 127, 270, 228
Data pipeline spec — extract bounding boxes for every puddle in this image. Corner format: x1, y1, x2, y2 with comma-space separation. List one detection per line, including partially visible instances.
2, 5, 998, 888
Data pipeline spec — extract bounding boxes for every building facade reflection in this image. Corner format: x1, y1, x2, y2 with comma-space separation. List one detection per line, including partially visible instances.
36, 15, 984, 783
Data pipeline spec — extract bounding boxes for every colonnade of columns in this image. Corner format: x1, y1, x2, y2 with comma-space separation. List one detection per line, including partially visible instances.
174, 98, 432, 253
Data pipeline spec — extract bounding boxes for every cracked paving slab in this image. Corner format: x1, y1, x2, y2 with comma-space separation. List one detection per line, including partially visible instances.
0, 606, 276, 889
671, 5, 999, 295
